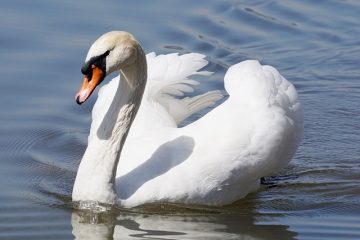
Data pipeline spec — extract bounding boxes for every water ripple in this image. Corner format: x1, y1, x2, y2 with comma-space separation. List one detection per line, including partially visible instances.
1, 0, 360, 239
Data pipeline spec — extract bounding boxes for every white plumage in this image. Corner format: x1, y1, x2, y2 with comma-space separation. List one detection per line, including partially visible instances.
72, 31, 303, 208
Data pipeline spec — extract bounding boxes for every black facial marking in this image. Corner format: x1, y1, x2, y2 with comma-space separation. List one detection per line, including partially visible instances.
81, 50, 110, 77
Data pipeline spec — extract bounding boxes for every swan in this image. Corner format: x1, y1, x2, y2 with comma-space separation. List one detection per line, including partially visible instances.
72, 31, 303, 208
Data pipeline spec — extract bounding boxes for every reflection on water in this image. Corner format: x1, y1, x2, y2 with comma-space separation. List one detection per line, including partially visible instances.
71, 210, 297, 240
72, 212, 115, 240
1, 0, 360, 239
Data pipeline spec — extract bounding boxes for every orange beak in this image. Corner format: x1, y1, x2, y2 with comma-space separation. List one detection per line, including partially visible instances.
75, 65, 105, 105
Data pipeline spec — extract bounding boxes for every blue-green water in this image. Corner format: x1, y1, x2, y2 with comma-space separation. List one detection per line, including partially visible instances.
1, 0, 360, 239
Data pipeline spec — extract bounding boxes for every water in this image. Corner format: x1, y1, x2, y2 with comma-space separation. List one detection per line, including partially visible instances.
1, 0, 360, 239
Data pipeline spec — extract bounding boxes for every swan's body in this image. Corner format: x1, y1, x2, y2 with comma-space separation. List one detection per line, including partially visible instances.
73, 31, 303, 208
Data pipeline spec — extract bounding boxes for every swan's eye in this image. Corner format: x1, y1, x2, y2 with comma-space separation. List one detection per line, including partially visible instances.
87, 66, 94, 82
81, 50, 110, 77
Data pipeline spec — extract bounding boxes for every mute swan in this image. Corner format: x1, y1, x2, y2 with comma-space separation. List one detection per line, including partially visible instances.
73, 31, 303, 208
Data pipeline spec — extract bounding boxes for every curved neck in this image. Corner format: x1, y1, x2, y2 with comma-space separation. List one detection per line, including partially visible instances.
72, 45, 147, 205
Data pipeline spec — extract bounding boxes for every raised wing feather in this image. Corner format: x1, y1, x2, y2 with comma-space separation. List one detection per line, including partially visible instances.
145, 52, 223, 124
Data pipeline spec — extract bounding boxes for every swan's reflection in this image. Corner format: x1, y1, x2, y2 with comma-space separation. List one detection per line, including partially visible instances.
72, 211, 115, 240
71, 207, 297, 240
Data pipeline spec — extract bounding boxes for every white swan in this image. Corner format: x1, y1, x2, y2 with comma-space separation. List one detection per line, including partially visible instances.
72, 31, 303, 208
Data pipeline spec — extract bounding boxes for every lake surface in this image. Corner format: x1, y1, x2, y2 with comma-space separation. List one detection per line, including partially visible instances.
1, 0, 360, 239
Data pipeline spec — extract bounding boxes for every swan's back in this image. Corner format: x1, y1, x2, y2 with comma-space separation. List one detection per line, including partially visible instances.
222, 60, 303, 175
171, 60, 303, 201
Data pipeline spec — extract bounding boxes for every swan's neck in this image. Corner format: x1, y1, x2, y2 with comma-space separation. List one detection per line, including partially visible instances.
72, 46, 147, 205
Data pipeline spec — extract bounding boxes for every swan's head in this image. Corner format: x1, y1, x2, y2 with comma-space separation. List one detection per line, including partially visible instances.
75, 31, 139, 104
